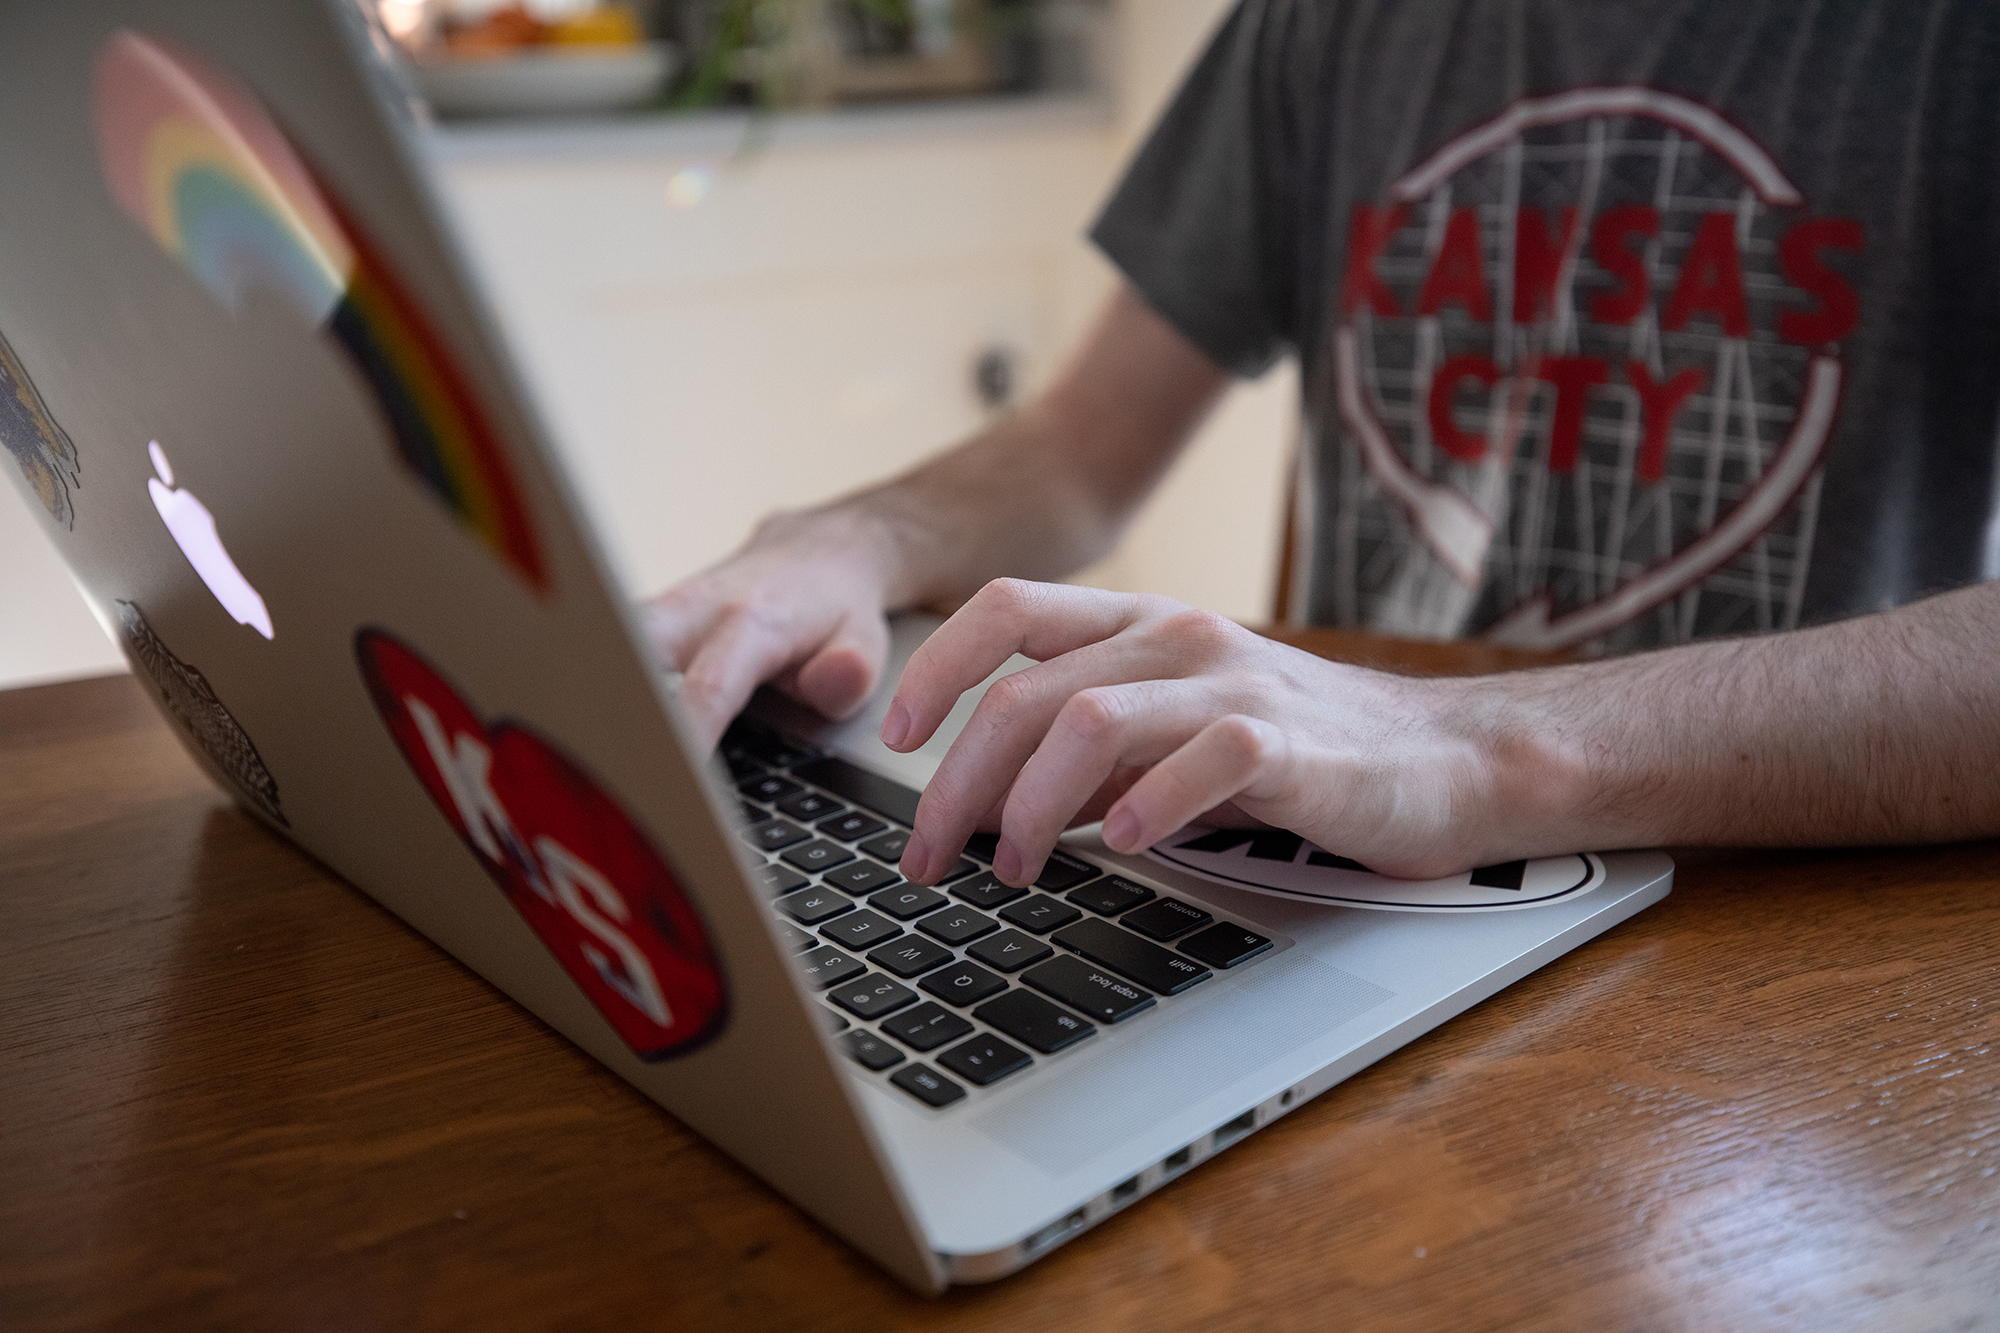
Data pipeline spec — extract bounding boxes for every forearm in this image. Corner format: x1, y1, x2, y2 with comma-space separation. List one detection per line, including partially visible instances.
1471, 580, 2000, 853
773, 284, 1231, 611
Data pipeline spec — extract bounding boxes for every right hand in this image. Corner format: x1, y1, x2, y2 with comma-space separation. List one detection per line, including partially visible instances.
642, 507, 899, 750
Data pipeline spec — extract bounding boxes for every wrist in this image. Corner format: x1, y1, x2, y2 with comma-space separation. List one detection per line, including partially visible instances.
1446, 670, 1616, 858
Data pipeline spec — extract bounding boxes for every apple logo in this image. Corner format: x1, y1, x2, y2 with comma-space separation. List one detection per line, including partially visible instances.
147, 440, 273, 640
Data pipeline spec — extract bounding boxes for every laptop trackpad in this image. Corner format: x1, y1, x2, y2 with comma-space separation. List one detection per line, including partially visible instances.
968, 949, 1393, 1177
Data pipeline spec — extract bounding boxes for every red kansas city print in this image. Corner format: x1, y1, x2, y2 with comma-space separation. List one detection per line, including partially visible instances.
357, 630, 725, 1060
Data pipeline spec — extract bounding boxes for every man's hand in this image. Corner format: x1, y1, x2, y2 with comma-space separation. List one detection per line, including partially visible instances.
644, 507, 898, 750
882, 577, 2000, 889
881, 579, 1565, 886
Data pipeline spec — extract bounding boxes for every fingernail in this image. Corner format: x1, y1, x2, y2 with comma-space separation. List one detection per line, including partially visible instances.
900, 832, 930, 883
1103, 808, 1140, 852
993, 839, 1023, 885
881, 703, 910, 750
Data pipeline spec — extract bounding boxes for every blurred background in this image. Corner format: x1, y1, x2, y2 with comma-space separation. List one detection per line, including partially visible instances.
0, 0, 1295, 690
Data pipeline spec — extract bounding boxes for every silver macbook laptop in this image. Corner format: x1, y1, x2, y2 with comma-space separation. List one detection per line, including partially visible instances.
0, 0, 1671, 1291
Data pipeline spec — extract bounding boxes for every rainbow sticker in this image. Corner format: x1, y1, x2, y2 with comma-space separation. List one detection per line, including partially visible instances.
91, 30, 547, 591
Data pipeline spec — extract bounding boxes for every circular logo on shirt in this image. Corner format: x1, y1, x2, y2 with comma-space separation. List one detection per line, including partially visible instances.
1332, 87, 1860, 650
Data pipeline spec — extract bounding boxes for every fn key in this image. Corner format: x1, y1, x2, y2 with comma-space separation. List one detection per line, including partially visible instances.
1178, 922, 1274, 969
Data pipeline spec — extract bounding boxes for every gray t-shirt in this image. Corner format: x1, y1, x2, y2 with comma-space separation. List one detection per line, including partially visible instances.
1092, 0, 2000, 649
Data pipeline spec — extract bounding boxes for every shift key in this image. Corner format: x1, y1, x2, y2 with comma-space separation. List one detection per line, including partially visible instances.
1053, 918, 1211, 996
1021, 955, 1155, 1024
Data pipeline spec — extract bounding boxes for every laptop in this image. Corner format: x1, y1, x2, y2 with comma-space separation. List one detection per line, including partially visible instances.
0, 1, 1672, 1292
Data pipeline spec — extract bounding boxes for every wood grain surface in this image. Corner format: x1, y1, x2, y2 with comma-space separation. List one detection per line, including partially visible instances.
4, 641, 1998, 1332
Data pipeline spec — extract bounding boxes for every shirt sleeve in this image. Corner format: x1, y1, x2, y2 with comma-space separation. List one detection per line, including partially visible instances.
1089, 0, 1311, 378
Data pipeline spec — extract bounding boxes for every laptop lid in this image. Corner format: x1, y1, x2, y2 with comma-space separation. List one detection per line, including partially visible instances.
0, 0, 945, 1292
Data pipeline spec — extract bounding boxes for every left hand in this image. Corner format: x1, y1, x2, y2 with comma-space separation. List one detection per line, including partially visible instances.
883, 579, 1555, 888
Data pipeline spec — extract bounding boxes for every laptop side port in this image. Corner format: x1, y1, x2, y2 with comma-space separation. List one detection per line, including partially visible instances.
1111, 1174, 1142, 1204
1214, 1109, 1256, 1148
1024, 1207, 1088, 1256
1162, 1144, 1194, 1174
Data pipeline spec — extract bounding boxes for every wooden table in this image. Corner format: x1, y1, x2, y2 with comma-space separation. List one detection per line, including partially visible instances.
5, 632, 1998, 1331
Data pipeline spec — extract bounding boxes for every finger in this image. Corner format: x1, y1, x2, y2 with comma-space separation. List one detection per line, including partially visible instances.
785, 609, 889, 719
1100, 714, 1297, 855
899, 631, 1198, 883
675, 605, 800, 750
642, 575, 737, 673
883, 579, 1163, 753
992, 679, 1211, 885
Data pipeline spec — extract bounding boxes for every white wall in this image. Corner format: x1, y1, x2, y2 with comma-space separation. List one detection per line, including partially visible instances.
435, 101, 1120, 600
0, 479, 125, 688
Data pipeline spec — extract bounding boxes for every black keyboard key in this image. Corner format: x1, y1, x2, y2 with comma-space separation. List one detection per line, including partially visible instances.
975, 989, 1095, 1054
821, 859, 900, 896
919, 960, 1008, 1007
890, 1063, 965, 1107
1121, 896, 1214, 941
796, 945, 865, 990
739, 800, 766, 824
776, 885, 855, 925
776, 791, 846, 822
739, 773, 802, 803
953, 871, 1030, 911
1178, 923, 1275, 970
780, 839, 856, 874
790, 756, 921, 827
963, 832, 1000, 862
869, 883, 947, 920
725, 751, 767, 782
917, 905, 1000, 946
1021, 955, 1155, 1023
839, 1030, 904, 1071
751, 862, 809, 895
819, 811, 888, 842
880, 1002, 972, 1051
741, 818, 811, 853
1034, 849, 1101, 893
938, 1034, 1032, 1087
967, 928, 1053, 973
858, 829, 912, 863
1068, 875, 1155, 916
819, 908, 903, 951
828, 972, 920, 1020
999, 893, 1081, 935
771, 920, 818, 952
935, 857, 979, 884
1054, 918, 1211, 995
868, 935, 953, 978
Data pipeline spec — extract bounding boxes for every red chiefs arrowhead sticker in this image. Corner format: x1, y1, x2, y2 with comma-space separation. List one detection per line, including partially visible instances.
357, 629, 726, 1061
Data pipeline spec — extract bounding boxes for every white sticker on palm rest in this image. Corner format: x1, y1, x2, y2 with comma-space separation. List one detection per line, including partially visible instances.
1145, 827, 1603, 912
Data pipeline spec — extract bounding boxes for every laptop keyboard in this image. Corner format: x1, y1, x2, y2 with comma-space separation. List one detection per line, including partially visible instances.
724, 719, 1277, 1110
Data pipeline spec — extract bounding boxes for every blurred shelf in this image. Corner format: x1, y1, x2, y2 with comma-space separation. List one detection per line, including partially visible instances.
420, 90, 1114, 165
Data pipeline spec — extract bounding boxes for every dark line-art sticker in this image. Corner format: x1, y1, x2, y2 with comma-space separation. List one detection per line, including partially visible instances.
117, 600, 285, 825
356, 628, 727, 1062
0, 328, 80, 528
1146, 826, 1601, 912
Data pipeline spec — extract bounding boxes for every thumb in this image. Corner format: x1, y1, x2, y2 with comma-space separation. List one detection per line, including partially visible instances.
788, 610, 890, 719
